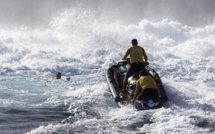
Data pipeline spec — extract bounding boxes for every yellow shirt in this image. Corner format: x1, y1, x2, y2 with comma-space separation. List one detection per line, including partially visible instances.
139, 76, 158, 90
122, 45, 147, 63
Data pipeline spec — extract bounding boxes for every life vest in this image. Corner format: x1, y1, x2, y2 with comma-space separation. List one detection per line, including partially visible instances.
129, 46, 144, 63
139, 76, 158, 90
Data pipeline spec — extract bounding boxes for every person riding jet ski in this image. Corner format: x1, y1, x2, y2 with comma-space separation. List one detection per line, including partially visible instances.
122, 39, 148, 92
132, 70, 160, 106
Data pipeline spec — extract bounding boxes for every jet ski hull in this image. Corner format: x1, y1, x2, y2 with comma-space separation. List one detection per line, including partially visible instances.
106, 59, 168, 110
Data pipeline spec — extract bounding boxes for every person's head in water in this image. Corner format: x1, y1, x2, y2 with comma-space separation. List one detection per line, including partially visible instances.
131, 39, 138, 46
56, 72, 61, 79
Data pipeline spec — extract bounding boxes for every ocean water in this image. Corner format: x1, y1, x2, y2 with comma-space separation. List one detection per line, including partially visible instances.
0, 1, 215, 134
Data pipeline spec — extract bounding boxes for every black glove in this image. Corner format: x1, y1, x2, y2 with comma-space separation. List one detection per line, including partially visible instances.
145, 62, 149, 65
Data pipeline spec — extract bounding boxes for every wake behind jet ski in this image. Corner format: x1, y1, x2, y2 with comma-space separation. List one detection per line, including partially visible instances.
106, 59, 168, 110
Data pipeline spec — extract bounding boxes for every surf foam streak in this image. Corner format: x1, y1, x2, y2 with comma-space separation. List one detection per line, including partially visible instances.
0, 8, 215, 133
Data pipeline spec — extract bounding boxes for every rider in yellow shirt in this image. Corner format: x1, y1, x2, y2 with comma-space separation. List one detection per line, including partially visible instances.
132, 70, 160, 103
122, 39, 148, 91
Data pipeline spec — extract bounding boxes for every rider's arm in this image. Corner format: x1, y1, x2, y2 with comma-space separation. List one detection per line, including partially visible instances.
122, 48, 131, 60
142, 48, 148, 63
133, 79, 141, 100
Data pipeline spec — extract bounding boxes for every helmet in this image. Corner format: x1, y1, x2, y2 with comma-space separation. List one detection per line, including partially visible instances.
131, 39, 138, 45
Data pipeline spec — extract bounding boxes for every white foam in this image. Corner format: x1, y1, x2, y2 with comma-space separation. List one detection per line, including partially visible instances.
0, 7, 215, 133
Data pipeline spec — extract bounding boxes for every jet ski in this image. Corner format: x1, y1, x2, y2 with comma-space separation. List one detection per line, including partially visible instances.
106, 59, 168, 110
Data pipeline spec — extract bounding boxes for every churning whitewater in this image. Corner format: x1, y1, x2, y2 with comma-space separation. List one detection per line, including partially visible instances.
0, 6, 215, 134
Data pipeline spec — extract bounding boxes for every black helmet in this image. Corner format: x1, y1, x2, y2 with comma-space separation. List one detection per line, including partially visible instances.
131, 39, 138, 45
